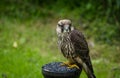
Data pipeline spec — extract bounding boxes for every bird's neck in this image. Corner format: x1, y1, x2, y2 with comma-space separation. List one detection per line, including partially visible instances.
58, 32, 70, 41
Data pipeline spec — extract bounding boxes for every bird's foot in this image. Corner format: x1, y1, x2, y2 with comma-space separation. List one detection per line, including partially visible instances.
61, 61, 71, 66
68, 64, 79, 69
61, 62, 79, 69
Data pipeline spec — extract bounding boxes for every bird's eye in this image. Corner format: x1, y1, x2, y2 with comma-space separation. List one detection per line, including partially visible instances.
58, 24, 63, 27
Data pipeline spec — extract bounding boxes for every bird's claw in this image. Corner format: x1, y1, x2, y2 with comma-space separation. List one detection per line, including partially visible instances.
61, 62, 71, 66
67, 64, 79, 69
61, 62, 79, 69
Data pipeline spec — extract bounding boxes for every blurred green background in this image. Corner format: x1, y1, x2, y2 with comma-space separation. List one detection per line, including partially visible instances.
0, 0, 120, 78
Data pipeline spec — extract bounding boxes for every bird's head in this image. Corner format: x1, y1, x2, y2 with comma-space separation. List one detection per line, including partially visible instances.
56, 19, 74, 35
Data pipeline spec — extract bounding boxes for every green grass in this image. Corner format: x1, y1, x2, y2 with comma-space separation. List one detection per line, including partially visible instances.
0, 18, 120, 78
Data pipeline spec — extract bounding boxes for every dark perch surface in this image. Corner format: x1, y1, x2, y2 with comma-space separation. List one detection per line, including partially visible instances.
42, 62, 82, 78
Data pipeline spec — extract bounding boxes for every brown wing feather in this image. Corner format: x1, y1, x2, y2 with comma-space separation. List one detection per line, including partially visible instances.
70, 30, 94, 73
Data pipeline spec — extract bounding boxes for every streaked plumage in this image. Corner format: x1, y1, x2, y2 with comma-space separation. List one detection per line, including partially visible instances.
56, 19, 96, 78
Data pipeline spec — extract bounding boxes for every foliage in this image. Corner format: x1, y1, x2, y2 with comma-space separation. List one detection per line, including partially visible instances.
0, 1, 120, 77
0, 0, 119, 44
0, 19, 120, 78
83, 19, 120, 44
0, 0, 120, 23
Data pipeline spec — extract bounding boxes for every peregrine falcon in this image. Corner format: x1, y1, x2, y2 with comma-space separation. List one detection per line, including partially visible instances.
56, 19, 96, 78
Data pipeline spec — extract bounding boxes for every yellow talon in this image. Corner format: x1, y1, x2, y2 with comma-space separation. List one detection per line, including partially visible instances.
61, 62, 79, 69
68, 64, 79, 69
61, 61, 71, 66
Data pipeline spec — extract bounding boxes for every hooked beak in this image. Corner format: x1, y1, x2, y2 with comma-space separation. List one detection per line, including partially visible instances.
64, 25, 69, 32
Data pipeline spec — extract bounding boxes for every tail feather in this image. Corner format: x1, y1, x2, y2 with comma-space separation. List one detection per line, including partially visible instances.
85, 56, 94, 73
83, 62, 96, 78
75, 57, 96, 78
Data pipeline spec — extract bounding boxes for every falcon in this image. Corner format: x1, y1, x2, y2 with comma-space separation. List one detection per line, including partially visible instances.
56, 19, 96, 78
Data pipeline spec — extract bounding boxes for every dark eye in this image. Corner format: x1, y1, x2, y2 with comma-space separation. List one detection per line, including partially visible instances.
58, 24, 63, 27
